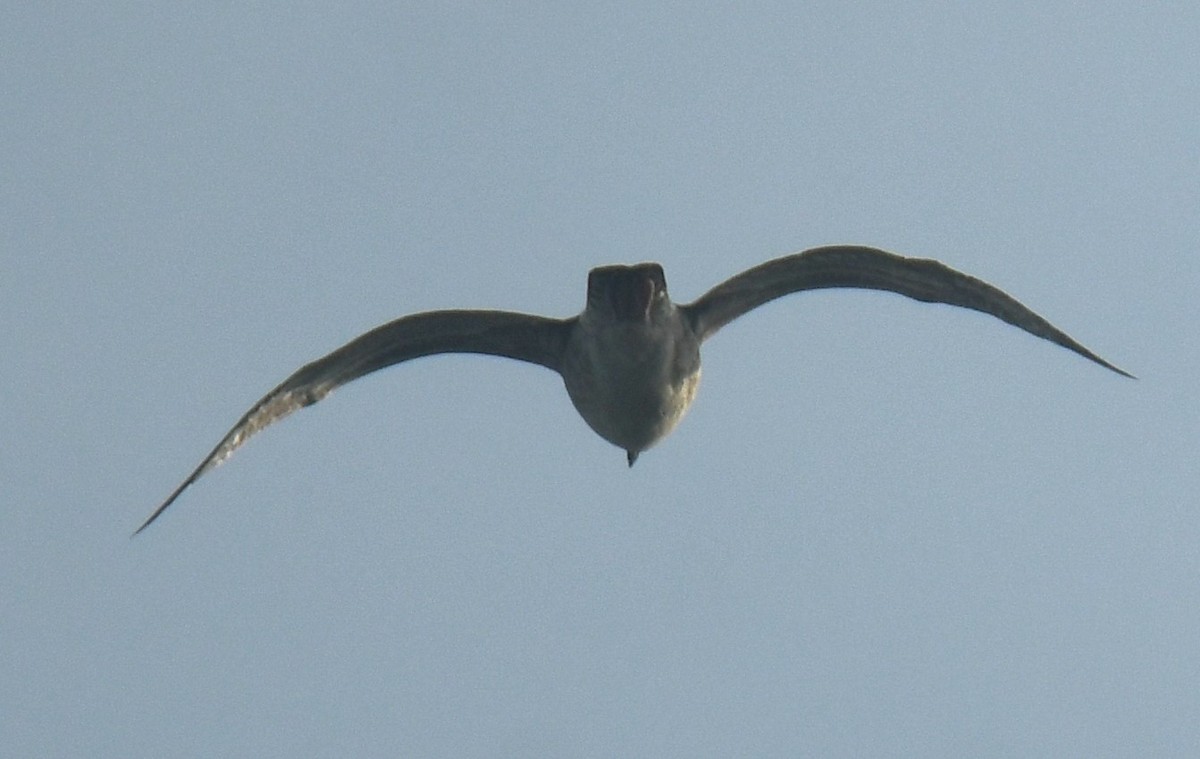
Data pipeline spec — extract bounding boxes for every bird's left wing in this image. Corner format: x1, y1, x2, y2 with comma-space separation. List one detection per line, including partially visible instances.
135, 310, 573, 534
681, 245, 1131, 377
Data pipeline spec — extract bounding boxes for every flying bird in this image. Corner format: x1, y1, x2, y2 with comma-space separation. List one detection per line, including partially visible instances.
135, 245, 1131, 533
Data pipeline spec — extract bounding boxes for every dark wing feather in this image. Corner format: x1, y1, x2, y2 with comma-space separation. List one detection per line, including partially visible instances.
682, 245, 1131, 377
136, 310, 573, 534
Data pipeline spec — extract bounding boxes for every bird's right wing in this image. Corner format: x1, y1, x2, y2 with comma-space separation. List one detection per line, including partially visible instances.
682, 245, 1131, 377
136, 310, 573, 534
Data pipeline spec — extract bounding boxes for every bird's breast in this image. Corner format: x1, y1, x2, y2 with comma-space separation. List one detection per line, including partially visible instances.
561, 319, 702, 454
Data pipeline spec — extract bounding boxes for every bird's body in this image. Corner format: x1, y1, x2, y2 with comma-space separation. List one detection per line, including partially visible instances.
564, 304, 701, 462
559, 262, 703, 461
136, 245, 1131, 534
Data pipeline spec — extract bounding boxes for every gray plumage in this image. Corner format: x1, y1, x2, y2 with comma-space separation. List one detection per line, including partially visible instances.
135, 245, 1130, 534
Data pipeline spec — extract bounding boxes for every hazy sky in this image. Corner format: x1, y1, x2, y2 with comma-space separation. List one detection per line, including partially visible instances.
4, 4, 1198, 757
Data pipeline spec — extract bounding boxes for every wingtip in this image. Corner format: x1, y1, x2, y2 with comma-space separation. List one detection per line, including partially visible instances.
1093, 354, 1136, 380
132, 478, 194, 537
1112, 363, 1137, 381
131, 506, 164, 537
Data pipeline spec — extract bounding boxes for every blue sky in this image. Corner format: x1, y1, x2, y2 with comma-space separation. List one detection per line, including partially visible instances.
4, 3, 1197, 756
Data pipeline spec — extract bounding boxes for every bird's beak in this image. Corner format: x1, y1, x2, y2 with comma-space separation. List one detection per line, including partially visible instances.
611, 275, 656, 322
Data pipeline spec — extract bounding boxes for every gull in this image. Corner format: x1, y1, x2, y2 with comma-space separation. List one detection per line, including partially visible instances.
135, 245, 1131, 533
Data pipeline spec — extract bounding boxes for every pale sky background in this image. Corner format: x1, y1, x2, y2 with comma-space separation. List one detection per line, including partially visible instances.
4, 3, 1198, 757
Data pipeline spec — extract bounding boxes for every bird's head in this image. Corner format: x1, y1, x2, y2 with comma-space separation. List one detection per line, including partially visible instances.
585, 263, 670, 323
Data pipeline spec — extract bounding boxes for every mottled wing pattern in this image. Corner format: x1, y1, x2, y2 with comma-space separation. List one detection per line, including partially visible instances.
682, 245, 1131, 377
136, 310, 573, 533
